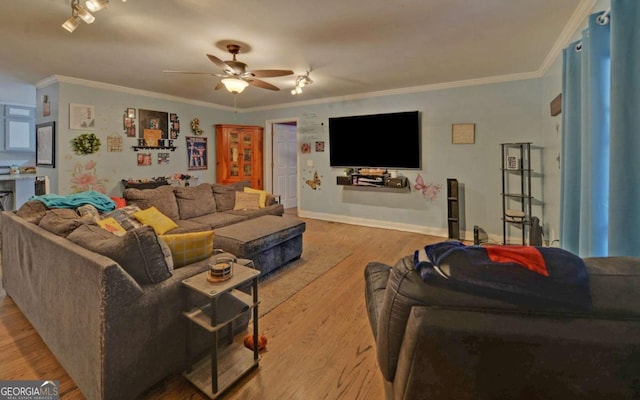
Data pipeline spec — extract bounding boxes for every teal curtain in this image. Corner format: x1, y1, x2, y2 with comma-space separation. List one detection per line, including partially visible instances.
560, 0, 640, 257
560, 13, 610, 257
608, 0, 640, 256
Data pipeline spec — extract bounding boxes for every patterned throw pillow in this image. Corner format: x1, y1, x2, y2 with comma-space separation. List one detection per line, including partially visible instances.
96, 217, 127, 236
103, 205, 143, 231
77, 204, 101, 222
233, 191, 260, 210
244, 187, 267, 208
159, 230, 214, 268
133, 206, 178, 235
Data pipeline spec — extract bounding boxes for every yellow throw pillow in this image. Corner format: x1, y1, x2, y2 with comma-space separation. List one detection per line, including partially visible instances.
96, 217, 127, 236
133, 206, 178, 235
244, 187, 267, 208
160, 230, 214, 268
233, 191, 260, 210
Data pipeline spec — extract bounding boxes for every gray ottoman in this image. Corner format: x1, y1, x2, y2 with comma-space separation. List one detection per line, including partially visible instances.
213, 215, 306, 275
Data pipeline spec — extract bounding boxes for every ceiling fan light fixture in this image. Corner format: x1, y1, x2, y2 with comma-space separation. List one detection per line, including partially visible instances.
222, 78, 249, 94
85, 0, 109, 12
62, 15, 80, 32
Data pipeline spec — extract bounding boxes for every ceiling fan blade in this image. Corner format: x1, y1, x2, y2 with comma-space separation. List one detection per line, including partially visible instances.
247, 78, 280, 91
162, 70, 216, 75
206, 54, 233, 72
214, 82, 225, 91
249, 69, 294, 78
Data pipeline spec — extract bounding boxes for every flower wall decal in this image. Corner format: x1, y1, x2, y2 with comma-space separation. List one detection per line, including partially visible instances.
69, 160, 109, 194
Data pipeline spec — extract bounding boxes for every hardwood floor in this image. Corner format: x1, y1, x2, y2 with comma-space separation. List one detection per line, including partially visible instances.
0, 210, 444, 399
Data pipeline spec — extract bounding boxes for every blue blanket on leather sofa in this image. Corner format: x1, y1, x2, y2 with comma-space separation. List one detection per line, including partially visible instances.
414, 241, 592, 310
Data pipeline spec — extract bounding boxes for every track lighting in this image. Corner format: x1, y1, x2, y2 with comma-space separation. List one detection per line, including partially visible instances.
291, 71, 313, 95
85, 0, 109, 12
62, 0, 115, 33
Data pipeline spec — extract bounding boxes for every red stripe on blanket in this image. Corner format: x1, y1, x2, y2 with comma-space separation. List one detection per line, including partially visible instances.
485, 246, 548, 277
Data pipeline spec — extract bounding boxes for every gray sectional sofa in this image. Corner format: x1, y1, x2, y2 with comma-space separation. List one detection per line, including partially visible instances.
1, 180, 304, 400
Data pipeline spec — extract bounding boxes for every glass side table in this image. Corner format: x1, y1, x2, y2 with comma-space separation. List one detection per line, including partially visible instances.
182, 259, 260, 399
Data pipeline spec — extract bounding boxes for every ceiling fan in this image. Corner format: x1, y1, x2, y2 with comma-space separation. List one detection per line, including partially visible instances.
163, 44, 294, 94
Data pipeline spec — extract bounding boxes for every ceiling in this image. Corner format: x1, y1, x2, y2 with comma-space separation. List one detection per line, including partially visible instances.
0, 0, 589, 110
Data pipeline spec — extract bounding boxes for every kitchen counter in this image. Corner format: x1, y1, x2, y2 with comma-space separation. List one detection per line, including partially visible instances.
0, 174, 37, 210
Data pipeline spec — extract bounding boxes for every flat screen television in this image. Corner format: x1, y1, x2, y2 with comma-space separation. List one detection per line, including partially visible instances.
329, 111, 421, 169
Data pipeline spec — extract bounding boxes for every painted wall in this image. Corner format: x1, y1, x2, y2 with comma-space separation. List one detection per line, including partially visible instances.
243, 78, 544, 240
39, 79, 236, 197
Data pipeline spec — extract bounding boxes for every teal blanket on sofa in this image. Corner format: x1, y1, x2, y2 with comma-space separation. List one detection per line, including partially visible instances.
31, 190, 116, 212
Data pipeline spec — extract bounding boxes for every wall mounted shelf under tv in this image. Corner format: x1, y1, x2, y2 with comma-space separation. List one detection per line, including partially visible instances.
329, 111, 421, 169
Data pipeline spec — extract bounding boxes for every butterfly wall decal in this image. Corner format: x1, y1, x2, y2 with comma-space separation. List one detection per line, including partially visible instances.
414, 174, 443, 201
305, 171, 321, 190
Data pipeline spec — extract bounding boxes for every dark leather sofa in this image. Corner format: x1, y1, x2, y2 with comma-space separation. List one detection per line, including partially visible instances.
365, 254, 640, 399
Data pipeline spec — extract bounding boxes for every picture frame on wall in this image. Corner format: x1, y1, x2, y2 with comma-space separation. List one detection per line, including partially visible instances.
451, 123, 475, 144
186, 136, 207, 170
138, 109, 169, 139
69, 103, 95, 130
36, 121, 55, 167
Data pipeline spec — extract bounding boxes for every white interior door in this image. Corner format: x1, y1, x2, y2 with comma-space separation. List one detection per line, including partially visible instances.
273, 123, 298, 209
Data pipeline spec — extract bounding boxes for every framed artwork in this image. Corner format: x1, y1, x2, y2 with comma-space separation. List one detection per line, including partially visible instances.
186, 136, 207, 170
138, 109, 169, 139
36, 122, 55, 167
127, 108, 136, 119
69, 103, 95, 129
452, 123, 475, 144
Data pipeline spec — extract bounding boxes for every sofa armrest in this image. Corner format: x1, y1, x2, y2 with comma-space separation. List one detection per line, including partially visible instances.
364, 262, 392, 339
393, 305, 640, 400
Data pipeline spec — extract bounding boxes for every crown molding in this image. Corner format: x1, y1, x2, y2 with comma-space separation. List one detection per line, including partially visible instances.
35, 75, 235, 112
245, 71, 540, 113
538, 0, 598, 75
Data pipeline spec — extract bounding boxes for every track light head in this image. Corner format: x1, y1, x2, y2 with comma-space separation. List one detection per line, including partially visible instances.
85, 0, 109, 12
75, 5, 95, 23
62, 15, 80, 32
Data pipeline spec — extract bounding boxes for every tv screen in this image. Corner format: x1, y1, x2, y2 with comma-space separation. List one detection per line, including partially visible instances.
329, 111, 421, 169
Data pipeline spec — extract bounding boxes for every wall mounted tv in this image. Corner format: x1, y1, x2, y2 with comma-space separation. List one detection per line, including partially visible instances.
329, 111, 421, 169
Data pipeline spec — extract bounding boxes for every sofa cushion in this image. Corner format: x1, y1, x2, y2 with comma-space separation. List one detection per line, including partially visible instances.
244, 187, 267, 208
38, 209, 89, 237
160, 230, 214, 268
188, 212, 249, 230
123, 185, 179, 221
67, 224, 173, 284
103, 205, 143, 231
226, 203, 285, 219
133, 206, 179, 235
16, 200, 48, 224
233, 191, 260, 210
212, 181, 251, 211
175, 183, 217, 219
167, 219, 213, 234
